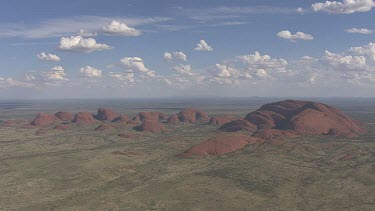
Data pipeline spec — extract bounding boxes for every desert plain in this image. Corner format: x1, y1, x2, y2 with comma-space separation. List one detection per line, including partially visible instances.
0, 97, 374, 211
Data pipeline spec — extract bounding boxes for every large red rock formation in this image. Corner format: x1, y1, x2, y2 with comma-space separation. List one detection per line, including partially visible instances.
251, 129, 297, 140
72, 112, 96, 124
209, 116, 238, 125
95, 108, 119, 121
112, 114, 130, 123
221, 100, 365, 138
55, 111, 74, 122
166, 114, 179, 124
177, 108, 209, 123
178, 134, 263, 157
218, 119, 257, 132
133, 112, 166, 122
134, 119, 166, 133
31, 113, 57, 126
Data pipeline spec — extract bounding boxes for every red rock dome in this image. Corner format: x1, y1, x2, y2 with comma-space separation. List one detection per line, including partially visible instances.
72, 112, 96, 124
55, 111, 74, 122
134, 112, 166, 122
178, 134, 263, 157
177, 108, 209, 123
112, 114, 130, 123
166, 114, 179, 124
95, 108, 119, 121
222, 100, 365, 138
134, 119, 166, 133
31, 113, 57, 126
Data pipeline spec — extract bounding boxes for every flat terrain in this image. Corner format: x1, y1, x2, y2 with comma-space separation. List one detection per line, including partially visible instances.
0, 98, 374, 210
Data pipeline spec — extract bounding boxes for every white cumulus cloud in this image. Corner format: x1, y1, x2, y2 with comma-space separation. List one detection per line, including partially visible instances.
42, 66, 68, 80
277, 30, 314, 42
80, 66, 102, 78
297, 7, 305, 13
102, 20, 142, 36
0, 77, 34, 88
322, 50, 370, 72
212, 64, 234, 78
37, 52, 61, 62
346, 28, 373, 34
312, 0, 375, 14
349, 42, 375, 61
194, 40, 213, 51
208, 51, 290, 84
164, 51, 187, 61
171, 64, 194, 76
109, 72, 135, 83
58, 36, 112, 53
77, 29, 98, 37
120, 57, 157, 78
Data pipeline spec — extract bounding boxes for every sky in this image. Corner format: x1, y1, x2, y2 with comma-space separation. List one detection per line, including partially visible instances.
0, 0, 374, 99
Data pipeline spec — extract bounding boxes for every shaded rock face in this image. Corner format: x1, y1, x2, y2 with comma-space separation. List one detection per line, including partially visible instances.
251, 129, 297, 140
55, 111, 74, 122
112, 114, 130, 123
166, 114, 179, 124
209, 116, 238, 125
134, 112, 165, 122
95, 108, 119, 122
72, 112, 96, 124
31, 113, 57, 126
54, 124, 70, 130
218, 119, 257, 132
177, 108, 209, 123
134, 119, 166, 133
222, 100, 365, 138
94, 124, 113, 131
178, 135, 263, 157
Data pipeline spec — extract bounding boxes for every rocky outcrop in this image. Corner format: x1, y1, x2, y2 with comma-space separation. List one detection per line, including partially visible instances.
95, 108, 119, 122
31, 113, 57, 126
112, 114, 130, 123
221, 100, 366, 138
178, 134, 264, 157
133, 112, 166, 122
72, 112, 96, 124
177, 108, 209, 123
55, 111, 74, 122
134, 119, 166, 133
166, 114, 179, 124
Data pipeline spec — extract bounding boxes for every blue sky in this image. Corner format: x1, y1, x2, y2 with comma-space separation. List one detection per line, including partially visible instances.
0, 0, 374, 98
